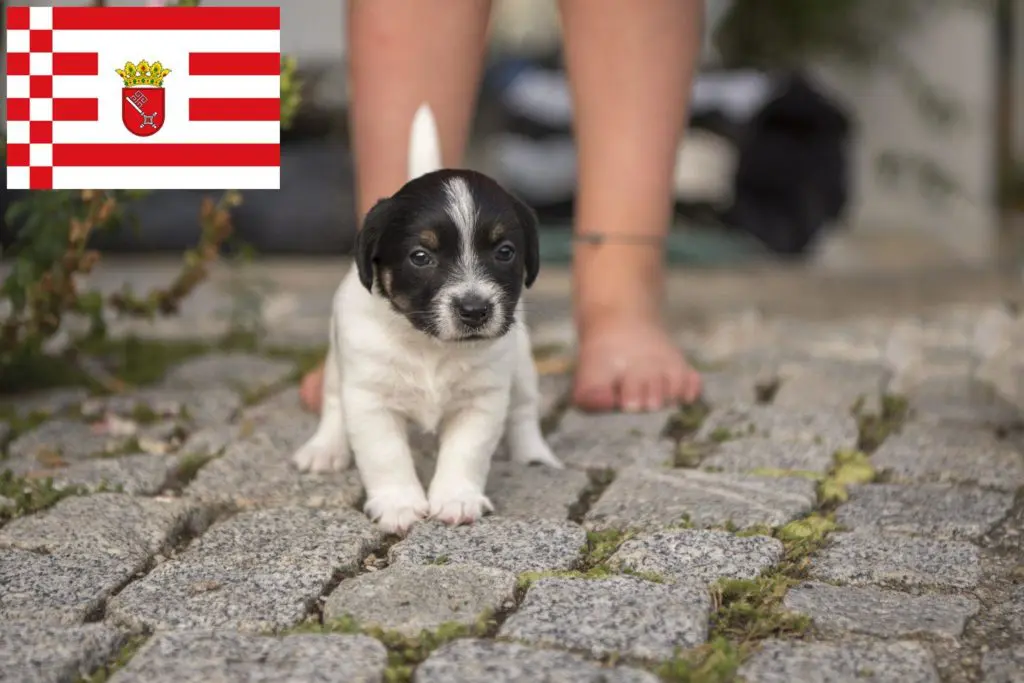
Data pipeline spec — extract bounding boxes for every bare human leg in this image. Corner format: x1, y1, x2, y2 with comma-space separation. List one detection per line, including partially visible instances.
300, 0, 493, 411
558, 0, 704, 412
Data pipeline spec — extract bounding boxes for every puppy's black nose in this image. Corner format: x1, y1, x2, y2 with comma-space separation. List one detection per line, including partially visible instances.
455, 295, 492, 327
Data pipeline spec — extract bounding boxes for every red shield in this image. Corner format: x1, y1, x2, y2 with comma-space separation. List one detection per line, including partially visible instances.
122, 87, 165, 137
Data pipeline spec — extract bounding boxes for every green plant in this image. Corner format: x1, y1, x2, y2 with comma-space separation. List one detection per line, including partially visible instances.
0, 0, 302, 387
0, 470, 86, 522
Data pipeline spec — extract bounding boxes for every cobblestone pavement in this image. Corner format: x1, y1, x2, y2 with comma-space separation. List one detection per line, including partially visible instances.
3, 296, 1024, 682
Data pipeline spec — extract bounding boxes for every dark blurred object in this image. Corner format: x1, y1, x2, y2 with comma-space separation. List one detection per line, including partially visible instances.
722, 73, 852, 256
484, 57, 852, 257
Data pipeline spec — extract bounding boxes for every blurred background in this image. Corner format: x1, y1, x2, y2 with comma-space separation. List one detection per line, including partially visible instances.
2, 0, 1021, 274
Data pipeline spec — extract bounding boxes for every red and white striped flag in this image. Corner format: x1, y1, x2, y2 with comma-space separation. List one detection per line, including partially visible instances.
5, 5, 281, 190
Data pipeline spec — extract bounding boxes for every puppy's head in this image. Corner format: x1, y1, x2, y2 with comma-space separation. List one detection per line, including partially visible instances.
355, 169, 540, 342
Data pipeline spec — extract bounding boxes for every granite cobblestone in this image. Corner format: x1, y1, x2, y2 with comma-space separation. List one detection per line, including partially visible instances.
106, 507, 382, 632
499, 575, 710, 661
0, 494, 203, 625
585, 466, 817, 531
809, 532, 982, 590
108, 630, 388, 683
0, 622, 126, 683
873, 421, 1024, 490
836, 483, 1015, 540
388, 517, 586, 574
783, 581, 980, 639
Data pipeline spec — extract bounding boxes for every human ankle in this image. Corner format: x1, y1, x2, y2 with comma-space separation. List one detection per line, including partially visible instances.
574, 252, 665, 328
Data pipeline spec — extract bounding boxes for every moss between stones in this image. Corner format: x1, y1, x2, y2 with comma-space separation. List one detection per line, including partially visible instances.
749, 447, 877, 510
667, 413, 764, 470
171, 453, 215, 490
672, 442, 715, 469
734, 524, 775, 538
664, 401, 712, 442
583, 528, 634, 568
709, 575, 809, 644
707, 427, 734, 444
657, 636, 745, 683
818, 449, 876, 506
852, 393, 909, 453
76, 635, 147, 683
665, 403, 726, 469
515, 528, 668, 590
297, 612, 495, 683
747, 467, 820, 481
0, 469, 85, 522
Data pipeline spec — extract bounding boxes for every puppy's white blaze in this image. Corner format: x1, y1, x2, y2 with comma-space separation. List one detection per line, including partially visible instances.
444, 177, 478, 250
436, 177, 505, 340
444, 178, 486, 284
408, 104, 442, 181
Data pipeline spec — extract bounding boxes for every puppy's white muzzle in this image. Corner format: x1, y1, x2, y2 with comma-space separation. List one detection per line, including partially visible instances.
434, 280, 507, 341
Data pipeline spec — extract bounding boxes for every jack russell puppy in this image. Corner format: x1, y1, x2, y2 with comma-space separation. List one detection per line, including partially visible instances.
293, 104, 563, 534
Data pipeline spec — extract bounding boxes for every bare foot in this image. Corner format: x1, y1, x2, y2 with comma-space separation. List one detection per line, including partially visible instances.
573, 313, 701, 412
300, 363, 324, 413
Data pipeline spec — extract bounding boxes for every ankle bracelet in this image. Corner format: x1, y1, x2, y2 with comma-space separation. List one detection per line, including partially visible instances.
573, 233, 666, 247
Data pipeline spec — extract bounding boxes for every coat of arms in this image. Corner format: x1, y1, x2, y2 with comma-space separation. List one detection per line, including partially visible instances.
116, 59, 171, 137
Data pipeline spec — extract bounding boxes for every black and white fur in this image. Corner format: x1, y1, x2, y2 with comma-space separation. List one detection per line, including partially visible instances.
293, 104, 562, 534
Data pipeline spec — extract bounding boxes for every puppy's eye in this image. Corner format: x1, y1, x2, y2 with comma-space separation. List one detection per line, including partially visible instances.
495, 243, 516, 263
409, 249, 434, 267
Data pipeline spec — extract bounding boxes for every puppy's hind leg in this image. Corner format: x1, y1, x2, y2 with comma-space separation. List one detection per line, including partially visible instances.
506, 324, 563, 469
293, 315, 351, 472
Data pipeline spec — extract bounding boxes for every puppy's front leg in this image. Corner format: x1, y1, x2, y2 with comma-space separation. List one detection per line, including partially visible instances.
346, 391, 428, 535
428, 394, 507, 525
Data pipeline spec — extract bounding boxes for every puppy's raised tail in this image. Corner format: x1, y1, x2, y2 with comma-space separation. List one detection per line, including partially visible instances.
408, 103, 442, 181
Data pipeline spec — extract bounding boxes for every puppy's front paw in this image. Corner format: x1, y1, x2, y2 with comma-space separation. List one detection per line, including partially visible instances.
292, 437, 351, 473
428, 485, 494, 526
365, 487, 429, 535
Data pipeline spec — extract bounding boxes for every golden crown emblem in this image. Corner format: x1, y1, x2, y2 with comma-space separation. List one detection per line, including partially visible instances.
116, 60, 171, 88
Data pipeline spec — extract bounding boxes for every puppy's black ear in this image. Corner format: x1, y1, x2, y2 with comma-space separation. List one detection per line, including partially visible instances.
512, 195, 541, 288
355, 198, 391, 292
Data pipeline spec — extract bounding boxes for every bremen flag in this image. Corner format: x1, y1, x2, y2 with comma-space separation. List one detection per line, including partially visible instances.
5, 5, 281, 190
